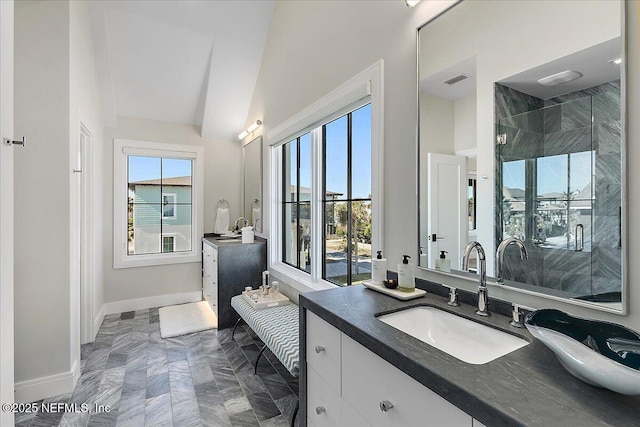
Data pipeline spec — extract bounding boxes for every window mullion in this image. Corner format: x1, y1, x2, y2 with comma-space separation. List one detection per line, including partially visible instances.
311, 127, 323, 281
346, 112, 353, 286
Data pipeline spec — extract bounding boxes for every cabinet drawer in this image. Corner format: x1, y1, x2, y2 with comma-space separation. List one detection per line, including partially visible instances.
341, 398, 370, 427
341, 334, 472, 427
307, 365, 342, 427
306, 311, 341, 392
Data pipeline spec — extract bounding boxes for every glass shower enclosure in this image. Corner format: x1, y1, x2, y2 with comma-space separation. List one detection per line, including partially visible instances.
495, 82, 622, 302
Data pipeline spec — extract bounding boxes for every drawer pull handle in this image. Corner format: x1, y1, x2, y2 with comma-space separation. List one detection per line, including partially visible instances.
315, 406, 326, 415
315, 346, 325, 354
379, 400, 394, 412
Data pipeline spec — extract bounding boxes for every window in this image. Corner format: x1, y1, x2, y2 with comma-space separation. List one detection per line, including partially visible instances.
162, 235, 175, 253
323, 105, 372, 285
114, 139, 204, 268
162, 193, 177, 219
269, 62, 383, 290
282, 133, 312, 272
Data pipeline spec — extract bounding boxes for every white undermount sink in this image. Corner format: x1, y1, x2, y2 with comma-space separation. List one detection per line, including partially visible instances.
378, 306, 529, 364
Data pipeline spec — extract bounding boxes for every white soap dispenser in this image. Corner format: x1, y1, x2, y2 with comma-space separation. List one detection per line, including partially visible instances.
435, 250, 451, 273
371, 250, 387, 285
397, 255, 415, 293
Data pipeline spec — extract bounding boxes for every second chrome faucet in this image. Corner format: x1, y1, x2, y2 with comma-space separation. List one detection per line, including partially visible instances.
461, 237, 528, 317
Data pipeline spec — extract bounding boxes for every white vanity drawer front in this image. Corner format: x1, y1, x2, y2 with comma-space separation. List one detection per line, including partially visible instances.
341, 334, 472, 427
307, 365, 342, 427
341, 398, 370, 427
306, 311, 341, 392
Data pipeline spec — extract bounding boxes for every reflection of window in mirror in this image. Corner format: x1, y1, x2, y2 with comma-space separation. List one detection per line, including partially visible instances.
467, 177, 476, 231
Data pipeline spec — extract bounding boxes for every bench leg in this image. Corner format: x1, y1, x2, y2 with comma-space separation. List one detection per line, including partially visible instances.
290, 399, 299, 427
254, 344, 267, 374
231, 318, 243, 340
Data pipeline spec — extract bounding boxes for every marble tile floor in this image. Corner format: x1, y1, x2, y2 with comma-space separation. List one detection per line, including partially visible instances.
15, 307, 300, 427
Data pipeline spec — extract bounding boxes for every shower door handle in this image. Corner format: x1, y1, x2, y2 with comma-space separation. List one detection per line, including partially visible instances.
574, 224, 584, 251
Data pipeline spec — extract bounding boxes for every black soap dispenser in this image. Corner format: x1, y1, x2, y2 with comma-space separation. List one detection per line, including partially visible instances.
372, 250, 387, 284
397, 255, 415, 292
435, 250, 451, 272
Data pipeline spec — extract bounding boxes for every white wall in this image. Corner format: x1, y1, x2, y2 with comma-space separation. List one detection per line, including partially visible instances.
248, 0, 640, 328
102, 116, 242, 303
14, 0, 73, 398
453, 93, 475, 153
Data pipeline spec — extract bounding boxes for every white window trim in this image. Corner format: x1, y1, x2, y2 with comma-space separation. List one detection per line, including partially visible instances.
268, 60, 384, 292
162, 192, 177, 219
113, 138, 203, 269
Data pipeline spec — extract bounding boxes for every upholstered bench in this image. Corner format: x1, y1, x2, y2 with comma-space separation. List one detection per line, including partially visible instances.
230, 295, 300, 378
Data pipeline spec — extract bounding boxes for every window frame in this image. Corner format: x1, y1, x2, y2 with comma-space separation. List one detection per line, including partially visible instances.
268, 61, 384, 292
113, 138, 204, 269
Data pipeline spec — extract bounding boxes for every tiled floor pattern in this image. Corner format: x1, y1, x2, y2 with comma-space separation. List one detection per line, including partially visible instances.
15, 307, 300, 427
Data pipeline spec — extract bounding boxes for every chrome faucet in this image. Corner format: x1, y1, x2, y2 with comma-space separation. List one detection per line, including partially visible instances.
496, 237, 528, 284
461, 241, 489, 316
234, 217, 248, 231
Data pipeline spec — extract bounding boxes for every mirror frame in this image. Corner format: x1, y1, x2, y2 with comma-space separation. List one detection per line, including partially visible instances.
415, 0, 628, 314
243, 135, 263, 233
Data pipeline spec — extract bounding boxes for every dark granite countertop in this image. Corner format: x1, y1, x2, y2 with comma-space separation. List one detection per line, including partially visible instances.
299, 285, 640, 427
202, 235, 265, 248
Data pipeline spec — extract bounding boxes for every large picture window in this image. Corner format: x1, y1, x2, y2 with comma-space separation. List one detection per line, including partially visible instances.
270, 62, 383, 290
323, 104, 372, 285
114, 139, 203, 268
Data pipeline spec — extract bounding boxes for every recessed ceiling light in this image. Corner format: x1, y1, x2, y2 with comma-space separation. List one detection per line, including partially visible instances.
537, 70, 583, 87
609, 58, 622, 65
406, 0, 421, 8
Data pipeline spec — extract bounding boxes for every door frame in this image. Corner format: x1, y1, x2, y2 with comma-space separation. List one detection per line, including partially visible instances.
79, 123, 94, 344
0, 1, 15, 424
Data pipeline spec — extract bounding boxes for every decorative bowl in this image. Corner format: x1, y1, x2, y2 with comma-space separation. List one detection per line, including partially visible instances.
524, 309, 640, 395
383, 279, 398, 289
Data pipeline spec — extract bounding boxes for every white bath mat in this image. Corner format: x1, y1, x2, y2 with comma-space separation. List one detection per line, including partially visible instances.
159, 301, 217, 338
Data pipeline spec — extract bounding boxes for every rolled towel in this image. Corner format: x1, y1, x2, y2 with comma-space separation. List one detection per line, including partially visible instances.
214, 207, 230, 234
252, 207, 261, 225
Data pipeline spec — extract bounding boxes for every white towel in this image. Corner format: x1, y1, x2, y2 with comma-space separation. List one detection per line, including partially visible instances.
214, 207, 230, 234
252, 207, 261, 225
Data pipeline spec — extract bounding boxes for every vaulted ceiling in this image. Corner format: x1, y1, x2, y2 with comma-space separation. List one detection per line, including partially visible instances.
89, 0, 274, 140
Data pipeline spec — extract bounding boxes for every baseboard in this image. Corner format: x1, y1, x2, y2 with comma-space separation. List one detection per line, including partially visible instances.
101, 290, 202, 316
15, 360, 80, 404
93, 304, 106, 336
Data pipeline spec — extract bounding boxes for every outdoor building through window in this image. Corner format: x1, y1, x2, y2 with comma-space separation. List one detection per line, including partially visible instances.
114, 139, 203, 269
128, 157, 192, 255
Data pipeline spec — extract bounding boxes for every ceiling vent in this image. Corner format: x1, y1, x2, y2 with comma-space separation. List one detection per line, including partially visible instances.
443, 74, 469, 85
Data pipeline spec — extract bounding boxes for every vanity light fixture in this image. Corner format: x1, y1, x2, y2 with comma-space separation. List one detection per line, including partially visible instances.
609, 58, 622, 65
405, 0, 421, 8
238, 120, 262, 140
537, 70, 582, 87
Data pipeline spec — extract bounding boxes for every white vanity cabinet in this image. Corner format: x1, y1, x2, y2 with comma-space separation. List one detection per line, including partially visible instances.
201, 237, 266, 329
202, 243, 218, 312
305, 310, 478, 427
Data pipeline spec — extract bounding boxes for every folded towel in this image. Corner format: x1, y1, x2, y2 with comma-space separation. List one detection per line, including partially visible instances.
214, 207, 230, 234
252, 207, 261, 226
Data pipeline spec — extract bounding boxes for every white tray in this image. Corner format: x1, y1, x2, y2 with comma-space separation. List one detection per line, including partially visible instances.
362, 281, 426, 301
242, 289, 290, 310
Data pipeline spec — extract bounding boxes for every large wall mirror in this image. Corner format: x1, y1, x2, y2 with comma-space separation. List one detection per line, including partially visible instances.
417, 1, 626, 313
243, 136, 263, 233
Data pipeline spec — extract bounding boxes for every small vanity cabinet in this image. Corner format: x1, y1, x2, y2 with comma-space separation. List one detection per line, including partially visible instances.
201, 236, 266, 329
305, 310, 485, 427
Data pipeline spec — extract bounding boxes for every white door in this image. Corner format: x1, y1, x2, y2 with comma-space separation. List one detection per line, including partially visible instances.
0, 1, 15, 425
427, 153, 467, 270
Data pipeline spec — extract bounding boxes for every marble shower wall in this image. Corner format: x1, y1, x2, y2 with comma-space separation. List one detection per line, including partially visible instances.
494, 82, 622, 298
